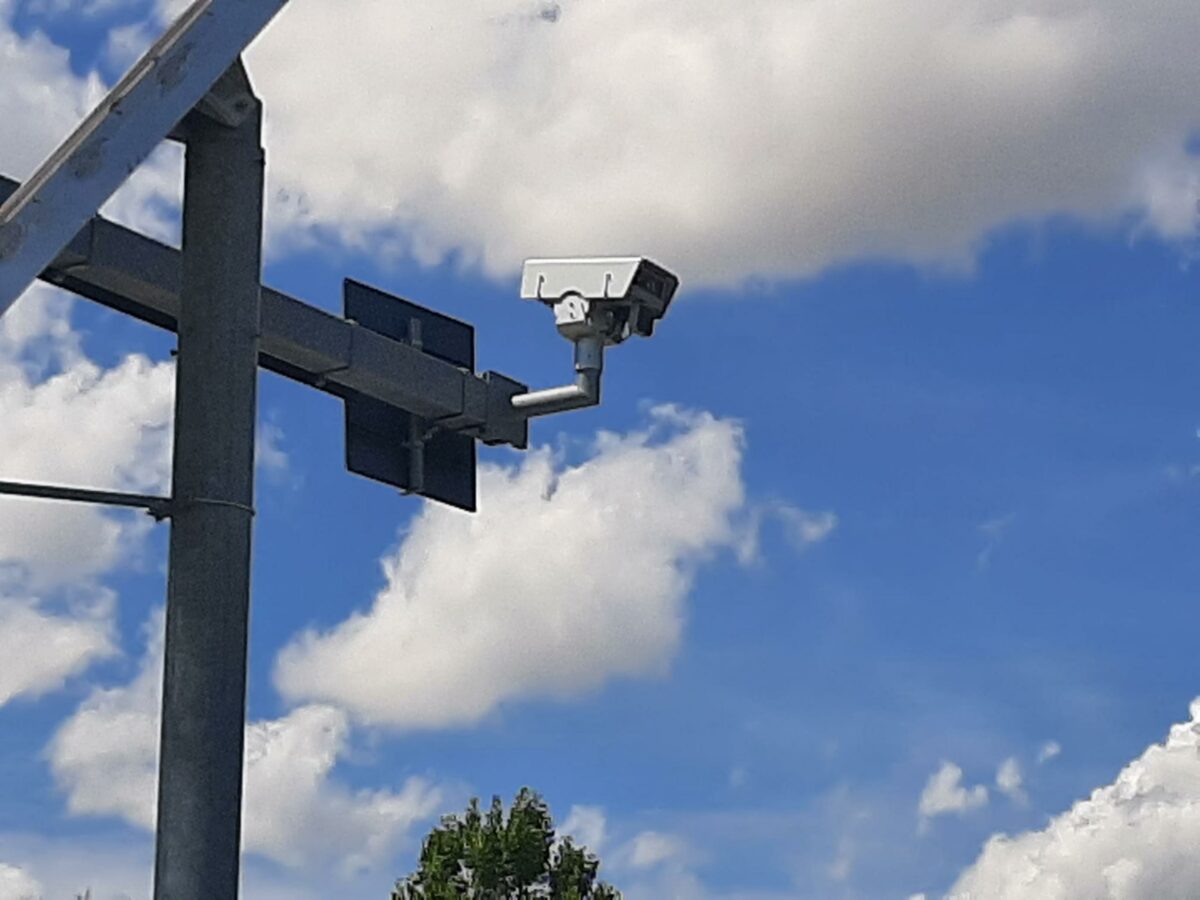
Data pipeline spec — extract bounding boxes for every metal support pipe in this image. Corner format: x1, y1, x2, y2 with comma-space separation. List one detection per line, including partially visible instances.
0, 479, 171, 519
510, 334, 604, 418
152, 85, 263, 900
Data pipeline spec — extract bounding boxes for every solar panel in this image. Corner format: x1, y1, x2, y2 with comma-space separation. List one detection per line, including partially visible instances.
343, 279, 477, 512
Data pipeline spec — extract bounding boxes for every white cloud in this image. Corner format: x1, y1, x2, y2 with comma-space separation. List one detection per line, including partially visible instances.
155, 0, 191, 21
736, 499, 837, 566
0, 12, 104, 184
560, 805, 607, 855
47, 612, 162, 830
777, 507, 839, 549
275, 406, 750, 730
918, 762, 989, 828
613, 830, 705, 900
0, 829, 380, 900
180, 0, 1200, 286
995, 757, 1027, 806
48, 612, 442, 874
103, 20, 154, 71
11, 1, 1200, 289
255, 420, 290, 478
1038, 740, 1062, 765
246, 705, 442, 873
628, 831, 690, 870
0, 863, 42, 900
977, 513, 1016, 570
1135, 148, 1200, 242
828, 835, 855, 882
0, 592, 115, 707
0, 837, 148, 900
0, 0, 184, 246
24, 0, 129, 19
0, 286, 173, 708
0, 287, 175, 589
98, 142, 184, 244
7, 1, 1200, 288
950, 700, 1200, 899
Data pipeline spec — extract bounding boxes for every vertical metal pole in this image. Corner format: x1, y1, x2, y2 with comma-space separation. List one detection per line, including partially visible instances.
153, 92, 264, 899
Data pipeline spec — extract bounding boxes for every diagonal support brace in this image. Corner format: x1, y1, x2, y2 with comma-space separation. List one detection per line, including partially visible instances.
0, 0, 290, 317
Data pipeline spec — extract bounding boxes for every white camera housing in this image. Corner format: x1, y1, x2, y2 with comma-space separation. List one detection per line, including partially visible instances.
521, 256, 678, 345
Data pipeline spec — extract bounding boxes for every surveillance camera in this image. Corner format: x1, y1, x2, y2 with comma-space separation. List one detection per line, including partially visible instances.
521, 257, 679, 345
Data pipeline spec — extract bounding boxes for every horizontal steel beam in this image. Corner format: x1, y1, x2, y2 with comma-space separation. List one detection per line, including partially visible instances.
0, 175, 528, 449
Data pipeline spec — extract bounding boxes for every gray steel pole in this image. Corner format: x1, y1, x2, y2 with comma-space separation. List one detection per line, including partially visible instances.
153, 92, 264, 899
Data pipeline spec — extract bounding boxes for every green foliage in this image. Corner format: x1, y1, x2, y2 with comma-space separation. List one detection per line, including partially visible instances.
393, 788, 620, 900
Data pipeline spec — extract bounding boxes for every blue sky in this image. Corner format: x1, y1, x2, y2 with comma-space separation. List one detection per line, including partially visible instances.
2, 2, 1200, 899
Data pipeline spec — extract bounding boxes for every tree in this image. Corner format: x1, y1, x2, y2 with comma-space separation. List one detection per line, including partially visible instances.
393, 788, 620, 899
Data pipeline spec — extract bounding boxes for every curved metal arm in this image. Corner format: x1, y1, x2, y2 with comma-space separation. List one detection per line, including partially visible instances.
510, 335, 604, 419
